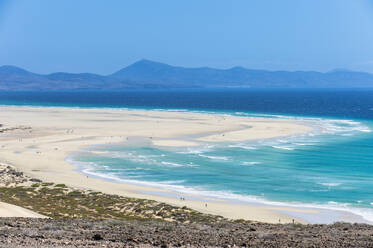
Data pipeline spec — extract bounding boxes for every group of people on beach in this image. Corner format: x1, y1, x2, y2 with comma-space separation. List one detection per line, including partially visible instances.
180, 196, 208, 207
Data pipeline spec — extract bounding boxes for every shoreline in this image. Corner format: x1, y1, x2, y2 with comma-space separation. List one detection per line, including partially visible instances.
70, 151, 370, 225
0, 105, 367, 224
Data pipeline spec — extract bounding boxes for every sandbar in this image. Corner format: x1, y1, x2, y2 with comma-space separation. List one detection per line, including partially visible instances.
0, 106, 314, 223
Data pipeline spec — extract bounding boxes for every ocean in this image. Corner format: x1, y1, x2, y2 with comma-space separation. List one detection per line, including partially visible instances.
2, 88, 373, 223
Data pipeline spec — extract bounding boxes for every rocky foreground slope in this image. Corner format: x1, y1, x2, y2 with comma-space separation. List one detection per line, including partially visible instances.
0, 218, 373, 247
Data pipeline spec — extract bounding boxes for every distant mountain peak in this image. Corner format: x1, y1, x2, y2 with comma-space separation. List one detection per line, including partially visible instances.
131, 59, 169, 67
137, 58, 156, 63
111, 59, 174, 78
0, 65, 32, 75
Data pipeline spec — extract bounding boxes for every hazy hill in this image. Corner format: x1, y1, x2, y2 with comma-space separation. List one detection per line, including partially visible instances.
1, 60, 373, 90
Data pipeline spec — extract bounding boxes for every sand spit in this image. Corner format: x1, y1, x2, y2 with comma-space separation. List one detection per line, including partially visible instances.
0, 106, 312, 223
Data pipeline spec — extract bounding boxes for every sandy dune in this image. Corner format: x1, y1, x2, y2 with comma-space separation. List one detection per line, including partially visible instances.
0, 202, 46, 218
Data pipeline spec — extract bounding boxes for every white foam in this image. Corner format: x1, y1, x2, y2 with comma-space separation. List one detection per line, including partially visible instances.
155, 180, 186, 184
187, 162, 200, 167
160, 161, 185, 167
166, 187, 373, 223
293, 143, 312, 146
89, 151, 158, 164
242, 161, 261, 166
151, 108, 189, 113
237, 111, 372, 137
317, 119, 371, 134
177, 145, 215, 154
74, 150, 199, 169
318, 182, 341, 187
271, 145, 294, 151
228, 144, 257, 150
68, 155, 373, 223
198, 154, 230, 161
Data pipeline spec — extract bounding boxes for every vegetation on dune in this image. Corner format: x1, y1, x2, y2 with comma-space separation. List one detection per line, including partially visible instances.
0, 183, 225, 223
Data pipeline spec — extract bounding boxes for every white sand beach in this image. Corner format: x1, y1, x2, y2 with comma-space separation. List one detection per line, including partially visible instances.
0, 202, 47, 218
0, 106, 313, 223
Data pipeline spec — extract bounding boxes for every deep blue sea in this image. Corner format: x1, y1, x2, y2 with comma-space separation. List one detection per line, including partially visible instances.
2, 89, 373, 223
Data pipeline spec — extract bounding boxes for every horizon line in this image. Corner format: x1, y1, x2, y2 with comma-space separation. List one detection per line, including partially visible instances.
0, 59, 371, 76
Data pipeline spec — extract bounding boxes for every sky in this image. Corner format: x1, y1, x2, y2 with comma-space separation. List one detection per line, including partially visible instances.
0, 0, 373, 75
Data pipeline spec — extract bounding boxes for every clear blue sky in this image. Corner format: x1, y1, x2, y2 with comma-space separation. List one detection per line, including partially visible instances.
0, 0, 373, 74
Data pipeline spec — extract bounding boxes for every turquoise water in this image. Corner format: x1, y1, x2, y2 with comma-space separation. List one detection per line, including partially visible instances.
69, 112, 373, 223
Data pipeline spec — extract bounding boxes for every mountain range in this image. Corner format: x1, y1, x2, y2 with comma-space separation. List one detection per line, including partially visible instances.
1, 59, 373, 90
